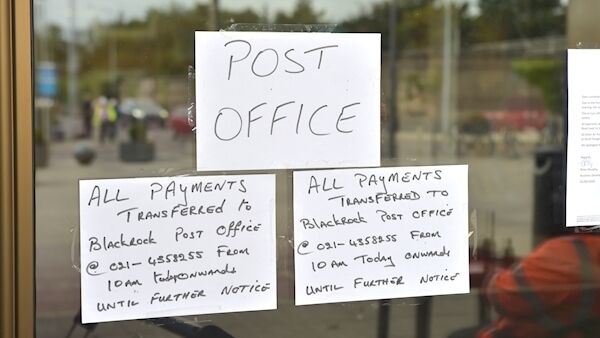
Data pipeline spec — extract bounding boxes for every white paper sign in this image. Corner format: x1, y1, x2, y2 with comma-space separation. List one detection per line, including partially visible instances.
567, 49, 600, 227
293, 165, 469, 305
79, 175, 276, 323
195, 31, 381, 171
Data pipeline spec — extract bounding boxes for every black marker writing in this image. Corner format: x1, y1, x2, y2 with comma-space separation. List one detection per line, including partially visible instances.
224, 40, 339, 79
225, 39, 252, 80
307, 175, 343, 194
88, 185, 129, 207
303, 45, 339, 69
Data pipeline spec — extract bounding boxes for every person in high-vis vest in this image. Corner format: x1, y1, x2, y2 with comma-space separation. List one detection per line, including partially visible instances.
93, 96, 118, 143
478, 233, 600, 338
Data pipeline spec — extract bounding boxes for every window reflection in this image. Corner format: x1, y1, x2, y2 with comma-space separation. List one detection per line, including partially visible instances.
34, 1, 595, 338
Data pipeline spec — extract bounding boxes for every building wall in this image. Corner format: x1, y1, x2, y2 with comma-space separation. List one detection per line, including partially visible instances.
385, 36, 565, 132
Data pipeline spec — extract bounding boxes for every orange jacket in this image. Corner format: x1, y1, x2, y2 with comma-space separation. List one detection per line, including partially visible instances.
478, 235, 600, 338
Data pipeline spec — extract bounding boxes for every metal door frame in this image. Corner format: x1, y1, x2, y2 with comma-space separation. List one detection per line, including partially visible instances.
1, 0, 35, 337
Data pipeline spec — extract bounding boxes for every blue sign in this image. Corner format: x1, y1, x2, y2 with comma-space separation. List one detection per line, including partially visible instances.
37, 62, 58, 98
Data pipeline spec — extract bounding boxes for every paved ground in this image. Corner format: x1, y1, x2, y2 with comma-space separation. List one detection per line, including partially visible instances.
35, 128, 538, 338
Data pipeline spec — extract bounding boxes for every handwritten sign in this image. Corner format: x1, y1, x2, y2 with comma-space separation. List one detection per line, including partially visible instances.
79, 175, 276, 323
195, 31, 381, 171
293, 165, 469, 305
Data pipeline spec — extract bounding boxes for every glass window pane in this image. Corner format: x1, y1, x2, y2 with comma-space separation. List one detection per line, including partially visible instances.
34, 1, 597, 338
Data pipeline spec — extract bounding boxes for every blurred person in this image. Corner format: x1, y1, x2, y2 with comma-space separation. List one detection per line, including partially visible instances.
81, 94, 93, 138
107, 98, 118, 141
93, 96, 117, 143
449, 229, 600, 338
476, 230, 600, 338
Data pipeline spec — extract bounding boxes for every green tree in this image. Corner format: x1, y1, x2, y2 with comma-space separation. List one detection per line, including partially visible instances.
81, 4, 261, 77
462, 0, 565, 44
512, 58, 564, 144
274, 0, 323, 24
342, 1, 454, 51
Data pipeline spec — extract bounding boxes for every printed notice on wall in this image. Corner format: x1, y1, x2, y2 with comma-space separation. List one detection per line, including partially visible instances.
293, 165, 469, 305
79, 175, 276, 323
567, 49, 600, 227
195, 31, 380, 171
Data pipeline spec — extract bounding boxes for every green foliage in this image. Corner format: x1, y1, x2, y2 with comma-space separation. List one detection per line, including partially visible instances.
511, 59, 563, 115
37, 0, 568, 105
341, 1, 442, 50
462, 0, 565, 45
275, 0, 323, 24
52, 0, 568, 78
80, 4, 261, 77
342, 0, 565, 49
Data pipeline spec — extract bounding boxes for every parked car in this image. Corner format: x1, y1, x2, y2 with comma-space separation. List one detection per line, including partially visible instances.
483, 109, 547, 131
118, 98, 169, 127
168, 106, 194, 139
482, 97, 547, 131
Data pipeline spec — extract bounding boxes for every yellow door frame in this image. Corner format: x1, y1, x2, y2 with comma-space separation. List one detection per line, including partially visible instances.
1, 0, 35, 337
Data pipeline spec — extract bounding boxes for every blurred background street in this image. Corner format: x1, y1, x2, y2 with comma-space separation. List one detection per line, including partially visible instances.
32, 0, 589, 337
